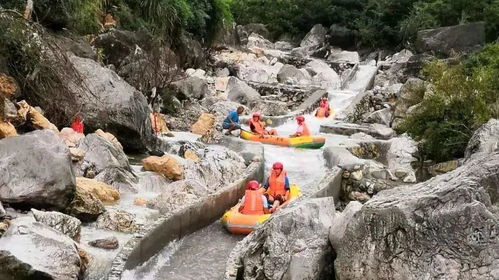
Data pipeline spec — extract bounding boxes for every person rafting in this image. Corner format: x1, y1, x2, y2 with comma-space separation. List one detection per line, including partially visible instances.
71, 115, 84, 134
316, 97, 331, 118
248, 112, 277, 136
263, 162, 290, 213
290, 115, 310, 137
223, 106, 244, 135
239, 180, 270, 215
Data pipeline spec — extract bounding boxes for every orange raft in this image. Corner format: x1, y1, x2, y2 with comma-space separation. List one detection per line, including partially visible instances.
315, 108, 335, 118
240, 130, 325, 149
221, 185, 302, 235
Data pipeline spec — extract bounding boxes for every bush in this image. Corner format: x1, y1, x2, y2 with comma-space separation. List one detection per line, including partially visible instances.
398, 44, 499, 162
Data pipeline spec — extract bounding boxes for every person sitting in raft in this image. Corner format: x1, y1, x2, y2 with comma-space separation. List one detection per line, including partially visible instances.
239, 180, 270, 215
315, 97, 331, 117
223, 106, 244, 135
248, 112, 277, 136
71, 115, 84, 134
262, 162, 290, 213
290, 115, 310, 137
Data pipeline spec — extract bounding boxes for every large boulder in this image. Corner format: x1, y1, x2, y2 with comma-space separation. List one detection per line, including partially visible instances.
304, 60, 341, 89
0, 120, 17, 139
226, 77, 261, 105
0, 217, 82, 280
96, 209, 139, 233
334, 152, 499, 279
0, 130, 75, 210
147, 180, 208, 214
247, 33, 274, 50
237, 24, 271, 44
75, 177, 120, 203
364, 107, 393, 127
416, 22, 486, 56
191, 113, 215, 136
31, 209, 81, 240
392, 78, 426, 128
170, 76, 210, 101
327, 50, 360, 64
386, 134, 418, 183
277, 64, 311, 85
66, 181, 105, 222
142, 155, 184, 181
465, 119, 499, 159
300, 24, 328, 48
225, 197, 335, 280
251, 100, 290, 116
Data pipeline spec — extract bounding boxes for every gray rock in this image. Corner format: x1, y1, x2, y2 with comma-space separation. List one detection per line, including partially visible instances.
226, 77, 261, 105
247, 33, 274, 49
170, 76, 210, 101
96, 209, 139, 233
66, 184, 105, 222
31, 209, 81, 240
93, 167, 138, 193
465, 119, 499, 159
225, 197, 335, 280
218, 136, 264, 165
0, 217, 82, 280
334, 152, 499, 280
0, 201, 5, 218
277, 64, 311, 85
177, 33, 206, 69
88, 236, 119, 250
323, 147, 365, 170
329, 201, 362, 248
364, 107, 393, 126
304, 59, 340, 89
2, 98, 17, 121
300, 24, 328, 48
251, 99, 290, 116
147, 179, 208, 214
327, 50, 360, 64
240, 24, 271, 40
93, 29, 150, 68
0, 130, 75, 210
416, 22, 485, 56
274, 41, 294, 51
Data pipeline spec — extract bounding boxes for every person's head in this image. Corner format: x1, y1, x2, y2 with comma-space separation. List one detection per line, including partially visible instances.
252, 112, 261, 121
296, 115, 305, 124
246, 180, 259, 190
73, 115, 82, 123
321, 97, 327, 102
272, 162, 283, 176
237, 106, 245, 115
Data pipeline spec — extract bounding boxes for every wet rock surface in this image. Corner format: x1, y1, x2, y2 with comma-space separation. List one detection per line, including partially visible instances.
0, 130, 75, 210
334, 152, 499, 279
465, 118, 499, 159
0, 217, 83, 280
31, 209, 81, 240
96, 209, 139, 233
88, 236, 119, 250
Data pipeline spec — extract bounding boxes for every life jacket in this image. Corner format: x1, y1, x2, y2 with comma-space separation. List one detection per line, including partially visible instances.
316, 107, 328, 117
249, 119, 265, 134
240, 190, 264, 215
297, 123, 311, 136
267, 170, 288, 197
71, 120, 84, 134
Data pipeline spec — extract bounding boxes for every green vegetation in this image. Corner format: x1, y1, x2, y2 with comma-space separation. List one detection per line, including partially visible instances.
398, 43, 499, 162
231, 0, 499, 47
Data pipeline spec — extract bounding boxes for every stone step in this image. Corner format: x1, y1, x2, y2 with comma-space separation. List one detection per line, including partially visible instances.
320, 121, 395, 140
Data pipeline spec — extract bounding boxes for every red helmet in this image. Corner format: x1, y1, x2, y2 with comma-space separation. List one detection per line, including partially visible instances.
252, 112, 261, 118
272, 162, 283, 170
296, 115, 305, 122
247, 180, 259, 190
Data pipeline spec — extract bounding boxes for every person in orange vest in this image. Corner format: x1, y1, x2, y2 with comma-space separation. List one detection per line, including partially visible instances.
290, 115, 310, 137
71, 115, 84, 134
315, 97, 331, 118
248, 112, 277, 136
263, 162, 290, 213
239, 180, 270, 215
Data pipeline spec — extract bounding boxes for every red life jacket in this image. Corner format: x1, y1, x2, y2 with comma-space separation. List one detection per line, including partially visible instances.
267, 170, 287, 197
71, 120, 84, 134
240, 190, 265, 215
248, 119, 265, 134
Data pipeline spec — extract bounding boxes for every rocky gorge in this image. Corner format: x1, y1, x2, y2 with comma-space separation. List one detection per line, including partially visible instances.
0, 3, 498, 280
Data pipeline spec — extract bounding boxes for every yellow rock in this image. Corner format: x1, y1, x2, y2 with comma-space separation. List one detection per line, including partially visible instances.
103, 13, 117, 28
76, 177, 120, 203
184, 149, 200, 162
16, 100, 58, 133
59, 127, 85, 147
190, 113, 215, 136
95, 129, 123, 151
0, 120, 17, 139
134, 197, 148, 206
69, 148, 85, 162
150, 112, 169, 134
142, 155, 184, 180
0, 73, 17, 99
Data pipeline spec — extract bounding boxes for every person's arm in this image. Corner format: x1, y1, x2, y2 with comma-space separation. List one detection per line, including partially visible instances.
263, 179, 269, 189
238, 196, 245, 212
284, 177, 290, 201
262, 195, 270, 214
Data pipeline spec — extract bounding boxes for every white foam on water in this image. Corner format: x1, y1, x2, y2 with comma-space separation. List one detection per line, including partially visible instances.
121, 239, 183, 280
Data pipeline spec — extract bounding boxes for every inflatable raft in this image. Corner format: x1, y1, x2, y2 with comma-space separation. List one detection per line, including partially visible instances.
221, 185, 302, 235
315, 108, 335, 118
240, 130, 325, 149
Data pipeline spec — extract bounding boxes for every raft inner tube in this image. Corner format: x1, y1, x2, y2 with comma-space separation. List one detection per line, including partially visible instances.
240, 130, 325, 149
221, 185, 302, 235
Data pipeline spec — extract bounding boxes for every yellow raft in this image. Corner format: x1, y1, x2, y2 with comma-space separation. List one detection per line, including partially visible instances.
221, 185, 302, 235
240, 130, 325, 149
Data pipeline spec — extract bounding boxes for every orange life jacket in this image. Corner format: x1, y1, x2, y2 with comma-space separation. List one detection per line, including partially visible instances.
240, 190, 264, 215
249, 119, 265, 134
297, 123, 311, 136
316, 107, 328, 117
268, 170, 287, 197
